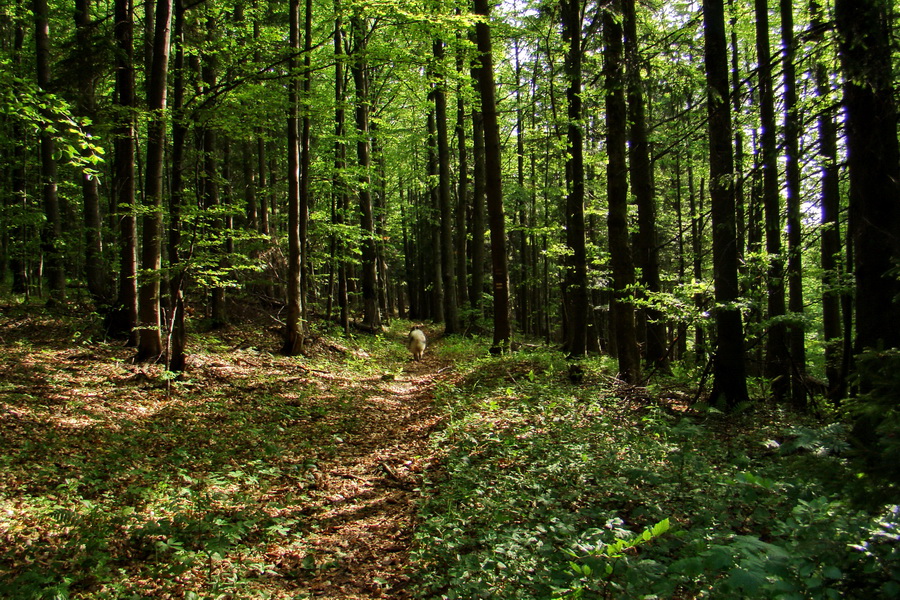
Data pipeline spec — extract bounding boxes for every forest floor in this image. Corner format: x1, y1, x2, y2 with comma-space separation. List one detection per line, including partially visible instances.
2, 302, 896, 600
0, 303, 453, 599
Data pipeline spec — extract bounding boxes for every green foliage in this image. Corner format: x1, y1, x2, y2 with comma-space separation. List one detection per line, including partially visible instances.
847, 348, 900, 491
412, 343, 900, 599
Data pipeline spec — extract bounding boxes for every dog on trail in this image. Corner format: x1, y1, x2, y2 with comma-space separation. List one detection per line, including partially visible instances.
407, 326, 426, 361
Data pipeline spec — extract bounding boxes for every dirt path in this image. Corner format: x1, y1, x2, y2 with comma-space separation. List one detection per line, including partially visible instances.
270, 349, 447, 599
0, 308, 450, 599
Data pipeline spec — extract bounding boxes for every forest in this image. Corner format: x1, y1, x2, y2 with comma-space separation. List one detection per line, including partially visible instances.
1, 0, 899, 597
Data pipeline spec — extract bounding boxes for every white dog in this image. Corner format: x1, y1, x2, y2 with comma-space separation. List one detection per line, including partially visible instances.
407, 326, 426, 361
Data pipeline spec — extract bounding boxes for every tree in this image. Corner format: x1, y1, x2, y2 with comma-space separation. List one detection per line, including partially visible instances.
703, 0, 749, 408
109, 0, 138, 344
136, 0, 172, 362
283, 0, 305, 354
473, 0, 511, 350
780, 0, 805, 404
604, 0, 641, 382
623, 0, 666, 371
74, 0, 110, 306
432, 36, 460, 333
810, 0, 843, 399
560, 0, 589, 358
835, 0, 900, 353
351, 12, 381, 332
33, 0, 65, 305
754, 0, 789, 400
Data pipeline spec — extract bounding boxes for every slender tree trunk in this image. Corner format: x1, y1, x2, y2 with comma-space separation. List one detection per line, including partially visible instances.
300, 0, 312, 322
810, 0, 843, 399
426, 106, 444, 322
352, 14, 381, 331
604, 1, 640, 381
202, 18, 226, 326
282, 0, 304, 354
110, 0, 138, 343
433, 37, 460, 333
835, 0, 900, 353
780, 0, 806, 404
136, 0, 171, 362
333, 0, 350, 333
33, 0, 65, 305
167, 0, 187, 373
469, 45, 486, 312
455, 32, 469, 310
561, 0, 589, 358
8, 11, 28, 296
473, 0, 511, 350
754, 0, 790, 398
623, 0, 666, 371
74, 0, 110, 306
703, 0, 749, 408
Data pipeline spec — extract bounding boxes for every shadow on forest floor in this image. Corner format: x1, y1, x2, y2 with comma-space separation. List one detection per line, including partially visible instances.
0, 303, 450, 599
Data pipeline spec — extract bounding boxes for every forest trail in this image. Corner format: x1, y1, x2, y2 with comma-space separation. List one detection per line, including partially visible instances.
284, 336, 447, 599
0, 308, 450, 599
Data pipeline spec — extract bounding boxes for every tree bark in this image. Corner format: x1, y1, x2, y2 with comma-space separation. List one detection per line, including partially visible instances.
352, 14, 381, 331
810, 0, 843, 399
604, 1, 640, 382
561, 0, 589, 358
167, 0, 187, 373
835, 0, 900, 353
473, 0, 512, 350
33, 0, 66, 305
109, 0, 138, 344
780, 0, 806, 404
74, 0, 110, 306
754, 0, 789, 398
703, 0, 749, 408
623, 0, 666, 371
282, 0, 304, 354
433, 37, 460, 333
136, 0, 171, 362
469, 39, 487, 312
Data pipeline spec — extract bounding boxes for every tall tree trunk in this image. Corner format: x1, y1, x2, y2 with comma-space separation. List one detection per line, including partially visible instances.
74, 0, 110, 306
469, 44, 486, 312
202, 17, 226, 326
604, 1, 640, 382
433, 37, 460, 333
300, 0, 312, 322
455, 32, 469, 310
780, 0, 806, 404
352, 14, 381, 331
110, 0, 138, 344
167, 0, 187, 373
755, 0, 790, 398
835, 0, 900, 353
623, 0, 666, 371
33, 0, 65, 305
333, 0, 350, 333
426, 106, 444, 322
810, 0, 843, 400
473, 0, 511, 350
136, 0, 171, 362
703, 0, 749, 408
282, 0, 304, 354
8, 11, 28, 296
561, 0, 589, 358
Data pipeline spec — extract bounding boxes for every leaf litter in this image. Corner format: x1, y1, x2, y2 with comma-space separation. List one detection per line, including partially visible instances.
0, 304, 446, 599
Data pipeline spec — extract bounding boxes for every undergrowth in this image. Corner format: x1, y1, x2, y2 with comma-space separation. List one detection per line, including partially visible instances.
413, 341, 900, 599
